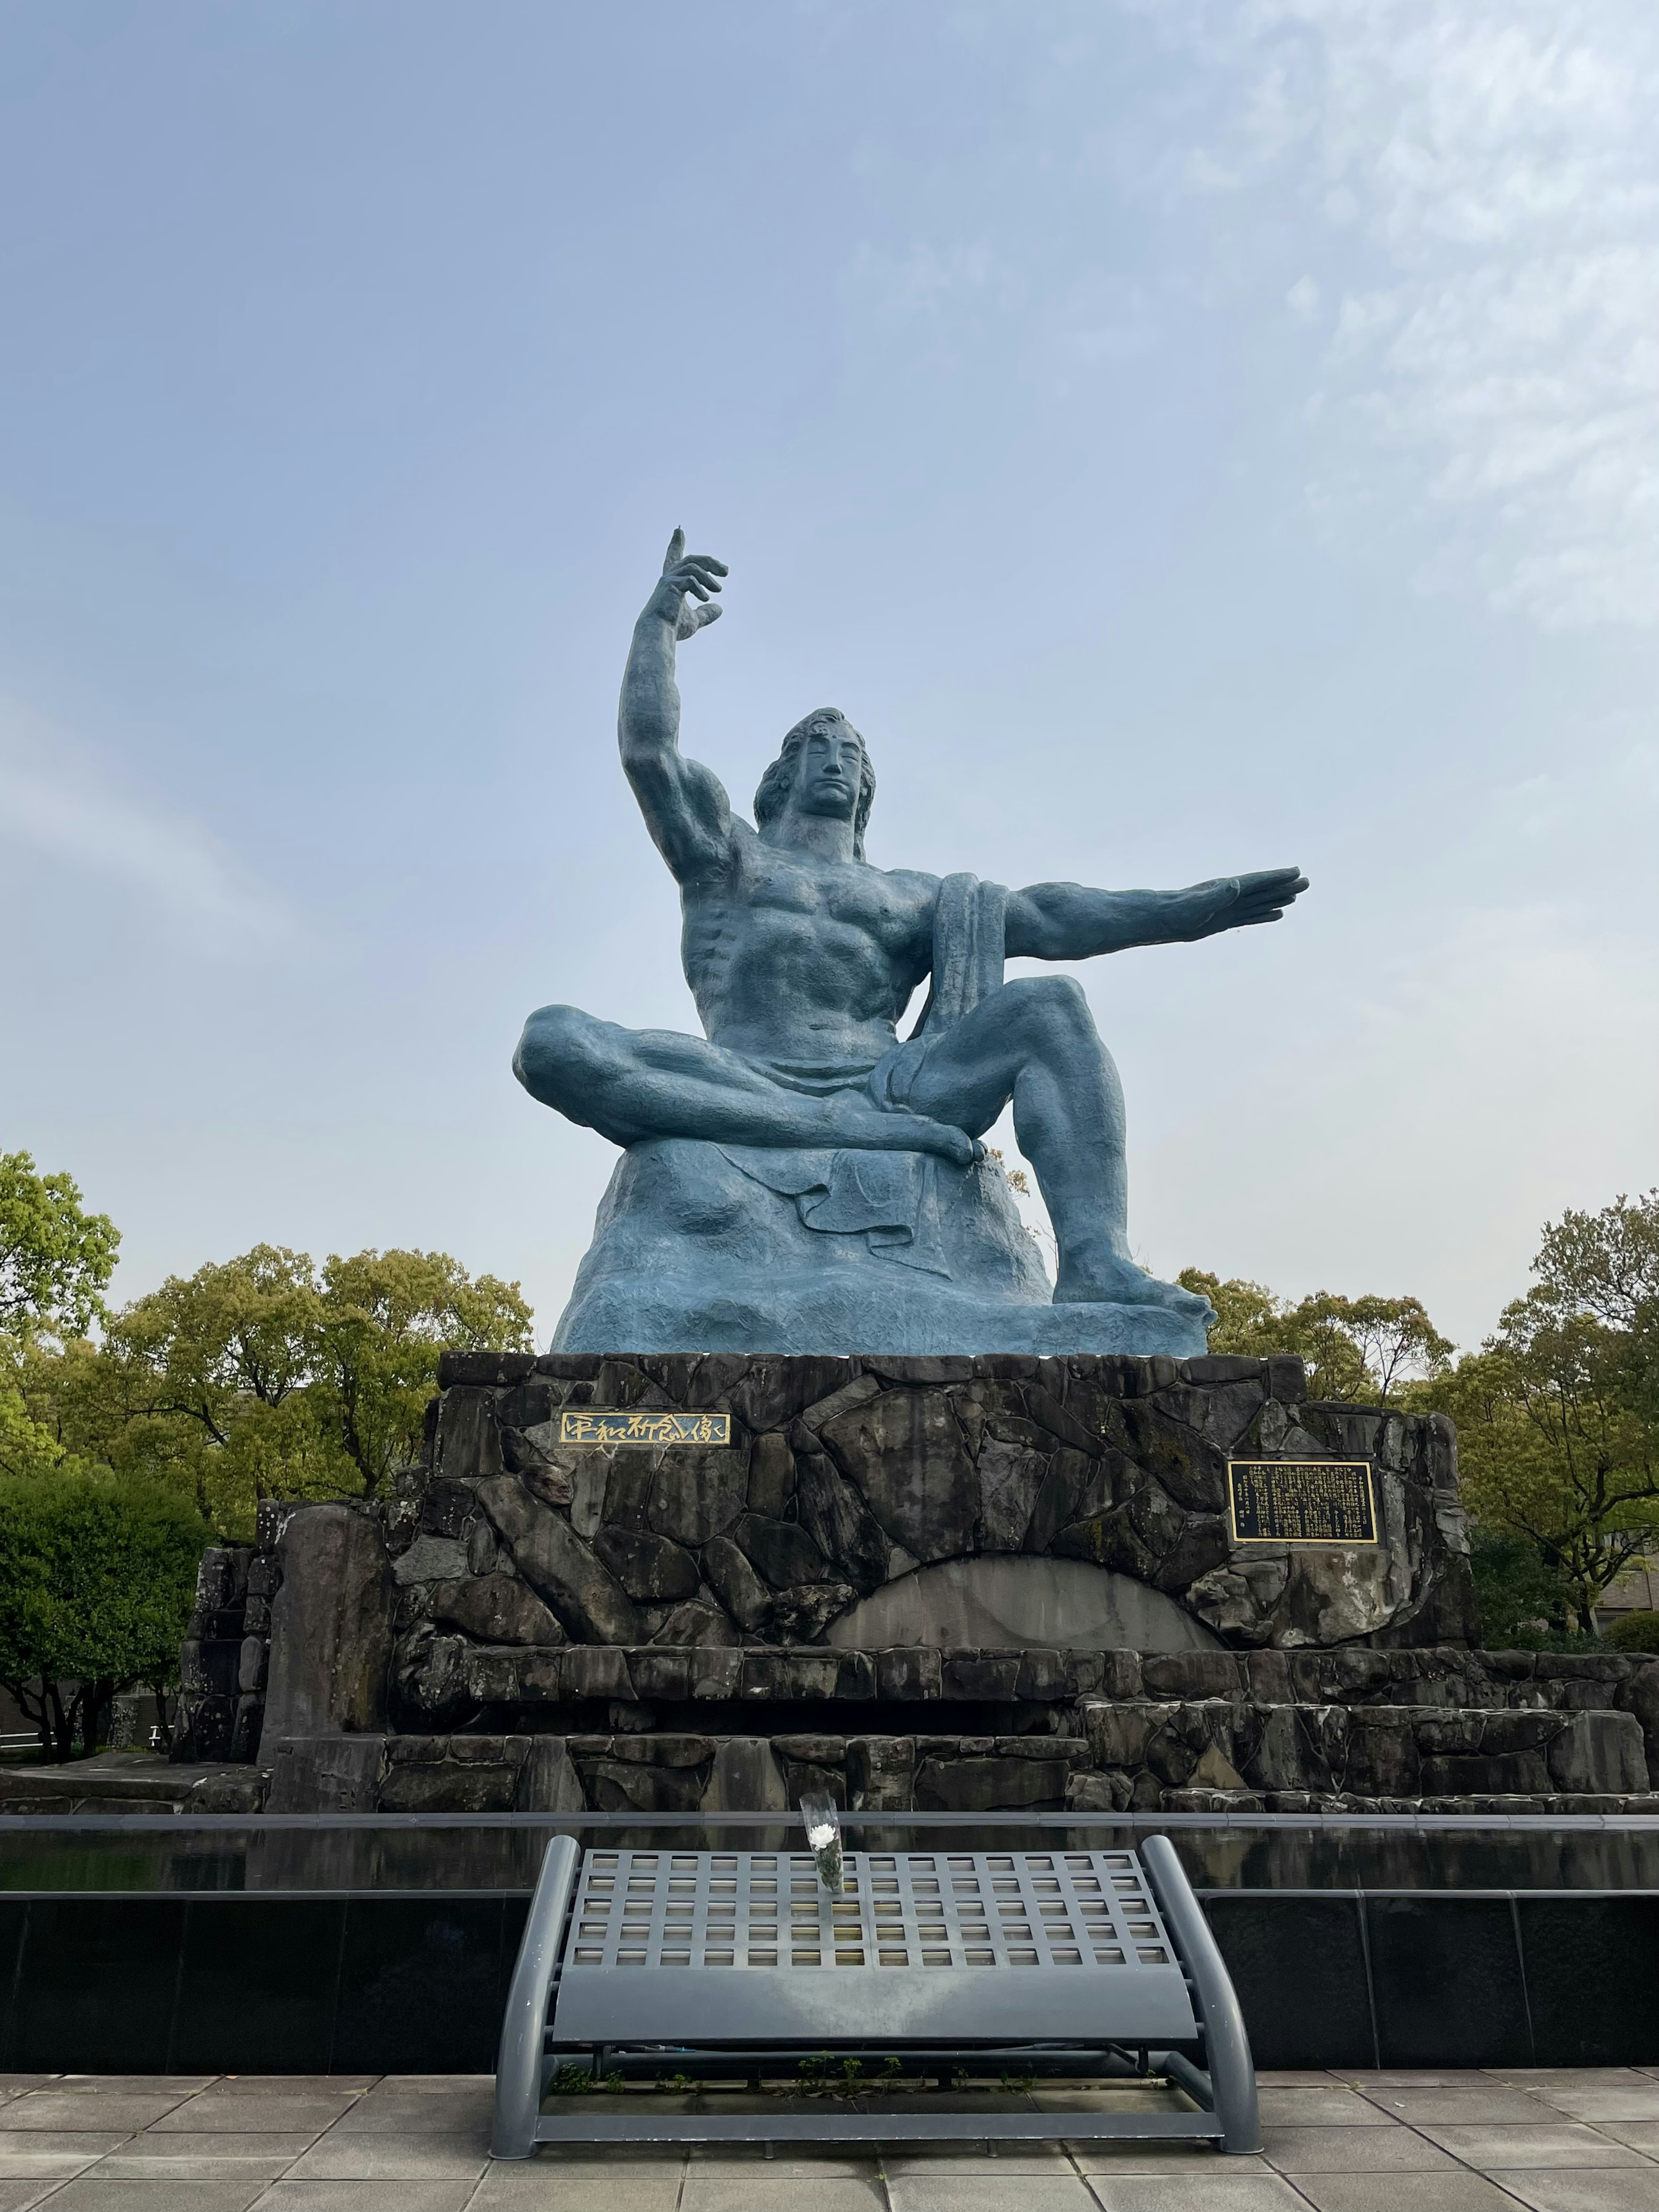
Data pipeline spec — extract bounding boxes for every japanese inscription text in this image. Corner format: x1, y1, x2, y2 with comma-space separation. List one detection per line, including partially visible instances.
1227, 1460, 1378, 1545
558, 1409, 731, 1448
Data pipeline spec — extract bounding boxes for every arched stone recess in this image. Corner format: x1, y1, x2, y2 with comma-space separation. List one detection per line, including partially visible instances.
823, 1556, 1223, 1653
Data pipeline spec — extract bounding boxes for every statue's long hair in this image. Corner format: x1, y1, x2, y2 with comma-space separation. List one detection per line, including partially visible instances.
753, 709, 876, 859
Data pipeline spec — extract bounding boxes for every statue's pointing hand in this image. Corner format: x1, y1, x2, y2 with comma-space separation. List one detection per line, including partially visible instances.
650, 527, 729, 642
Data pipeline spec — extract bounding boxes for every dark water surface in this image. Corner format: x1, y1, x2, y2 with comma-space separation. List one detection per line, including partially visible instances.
4, 1812, 1659, 1894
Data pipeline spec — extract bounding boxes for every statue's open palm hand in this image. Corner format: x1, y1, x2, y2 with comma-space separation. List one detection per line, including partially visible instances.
1179, 866, 1309, 939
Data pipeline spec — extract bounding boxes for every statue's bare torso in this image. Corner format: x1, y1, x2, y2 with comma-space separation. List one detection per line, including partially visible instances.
682, 830, 935, 1065
514, 533, 1306, 1313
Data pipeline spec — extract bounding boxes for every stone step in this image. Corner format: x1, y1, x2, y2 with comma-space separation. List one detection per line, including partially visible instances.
373, 1729, 1094, 1815
1076, 1697, 1651, 1802
1114, 1785, 1659, 1816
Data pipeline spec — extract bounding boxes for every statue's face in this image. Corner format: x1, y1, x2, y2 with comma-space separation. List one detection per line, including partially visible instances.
791, 723, 864, 820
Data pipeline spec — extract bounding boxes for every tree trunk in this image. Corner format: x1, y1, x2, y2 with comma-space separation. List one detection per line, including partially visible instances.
44, 1681, 76, 1763
77, 1678, 116, 1759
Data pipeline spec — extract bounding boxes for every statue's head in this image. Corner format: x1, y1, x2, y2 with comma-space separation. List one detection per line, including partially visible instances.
753, 709, 876, 858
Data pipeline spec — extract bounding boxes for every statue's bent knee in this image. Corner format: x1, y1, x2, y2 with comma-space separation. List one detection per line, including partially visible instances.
1008, 972, 1093, 1032
513, 1003, 601, 1110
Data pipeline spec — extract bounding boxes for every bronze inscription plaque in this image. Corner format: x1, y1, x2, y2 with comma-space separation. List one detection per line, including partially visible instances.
1227, 1459, 1378, 1545
558, 1409, 731, 1448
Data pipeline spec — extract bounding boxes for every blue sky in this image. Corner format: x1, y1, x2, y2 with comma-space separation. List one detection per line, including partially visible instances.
2, 1, 1655, 1350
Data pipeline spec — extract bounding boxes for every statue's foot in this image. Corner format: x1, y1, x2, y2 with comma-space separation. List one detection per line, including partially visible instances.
1052, 1252, 1212, 1322
818, 1094, 981, 1167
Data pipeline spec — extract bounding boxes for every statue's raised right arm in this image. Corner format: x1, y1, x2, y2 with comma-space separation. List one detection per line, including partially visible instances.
617, 531, 734, 883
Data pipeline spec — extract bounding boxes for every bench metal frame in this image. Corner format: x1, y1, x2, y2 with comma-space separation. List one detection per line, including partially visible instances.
493, 1832, 1258, 2158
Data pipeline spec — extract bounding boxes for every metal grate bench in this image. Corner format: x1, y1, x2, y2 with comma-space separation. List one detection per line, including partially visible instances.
493, 1833, 1259, 2158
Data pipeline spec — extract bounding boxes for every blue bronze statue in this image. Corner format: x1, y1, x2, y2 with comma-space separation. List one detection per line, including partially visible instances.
518, 534, 1308, 1356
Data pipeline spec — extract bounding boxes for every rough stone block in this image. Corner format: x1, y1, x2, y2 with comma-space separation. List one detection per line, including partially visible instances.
562, 1646, 632, 1701
848, 1735, 916, 1811
877, 1646, 942, 1700
268, 1734, 385, 1813
915, 1752, 1073, 1811
701, 1536, 773, 1632
264, 1505, 394, 1740
477, 1475, 641, 1644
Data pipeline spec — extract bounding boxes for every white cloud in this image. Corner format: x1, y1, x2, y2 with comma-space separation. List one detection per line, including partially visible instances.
1149, 0, 1659, 628
0, 708, 292, 945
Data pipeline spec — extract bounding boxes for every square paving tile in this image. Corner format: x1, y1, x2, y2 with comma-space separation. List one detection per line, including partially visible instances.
113, 2133, 322, 2161
1424, 2124, 1654, 2169
680, 2180, 888, 2212
4, 2093, 184, 2133
467, 2168, 687, 2211
0, 2183, 54, 2212
0, 2132, 130, 2176
1287, 2180, 1521, 2212
686, 2150, 881, 2174
1496, 2176, 1659, 2211
44, 2180, 277, 2211
58, 2076, 219, 2096
1083, 2177, 1310, 2210
283, 2136, 489, 2181
1068, 2145, 1270, 2173
156, 2097, 358, 2134
1258, 2089, 1398, 2126
1262, 2123, 1458, 2172
1540, 2093, 1659, 2123
213, 2080, 378, 2097
367, 2079, 491, 2093
1604, 2128, 1659, 2155
331, 2093, 494, 2135
1499, 2074, 1657, 2091
883, 2147, 1077, 2173
93, 2156, 295, 2185
886, 2182, 1097, 2212
249, 2186, 480, 2212
1361, 2087, 1562, 2123
1347, 2073, 1504, 2088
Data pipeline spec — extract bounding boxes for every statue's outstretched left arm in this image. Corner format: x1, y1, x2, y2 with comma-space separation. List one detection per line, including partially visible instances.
1004, 867, 1309, 959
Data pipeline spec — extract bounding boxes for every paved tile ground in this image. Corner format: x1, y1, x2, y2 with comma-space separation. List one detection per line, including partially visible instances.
3, 2071, 1659, 2210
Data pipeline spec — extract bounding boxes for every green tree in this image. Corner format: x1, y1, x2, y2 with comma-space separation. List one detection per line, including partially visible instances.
0, 1150, 119, 1340
0, 1469, 207, 1760
1178, 1270, 1452, 1404
23, 1245, 534, 1535
0, 1153, 120, 1482
1430, 1196, 1659, 1637
308, 1247, 534, 1497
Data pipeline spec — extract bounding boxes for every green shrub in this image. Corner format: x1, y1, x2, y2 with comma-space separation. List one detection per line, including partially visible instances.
1470, 1531, 1568, 1646
1608, 1611, 1659, 1655
0, 1469, 207, 1759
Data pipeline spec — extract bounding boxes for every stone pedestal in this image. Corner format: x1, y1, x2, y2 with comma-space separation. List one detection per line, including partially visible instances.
554, 1141, 1208, 1357
179, 1351, 1654, 1815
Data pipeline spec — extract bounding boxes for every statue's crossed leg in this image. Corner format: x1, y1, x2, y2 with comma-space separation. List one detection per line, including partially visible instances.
515, 978, 1206, 1316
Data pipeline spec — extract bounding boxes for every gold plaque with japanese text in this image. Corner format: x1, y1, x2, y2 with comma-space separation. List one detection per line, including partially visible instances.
558, 1408, 731, 1448
1227, 1460, 1377, 1545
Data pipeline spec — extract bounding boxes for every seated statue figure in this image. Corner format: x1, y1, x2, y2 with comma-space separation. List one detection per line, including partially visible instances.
517, 533, 1307, 1357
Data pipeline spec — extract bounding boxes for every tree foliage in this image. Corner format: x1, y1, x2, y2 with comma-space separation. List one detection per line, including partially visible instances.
0, 1153, 121, 1485
1428, 1192, 1659, 1636
0, 1468, 207, 1760
21, 1244, 534, 1535
0, 1151, 120, 1341
1177, 1270, 1452, 1404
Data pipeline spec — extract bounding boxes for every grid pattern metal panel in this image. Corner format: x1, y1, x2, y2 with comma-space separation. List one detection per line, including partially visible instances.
566, 1849, 1178, 1973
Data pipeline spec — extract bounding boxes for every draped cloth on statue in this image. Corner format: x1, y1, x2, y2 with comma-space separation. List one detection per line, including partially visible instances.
717, 874, 1010, 1278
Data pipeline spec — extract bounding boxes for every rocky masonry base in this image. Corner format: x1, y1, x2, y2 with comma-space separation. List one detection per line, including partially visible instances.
150, 1351, 1659, 1818
164, 1628, 1659, 1815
